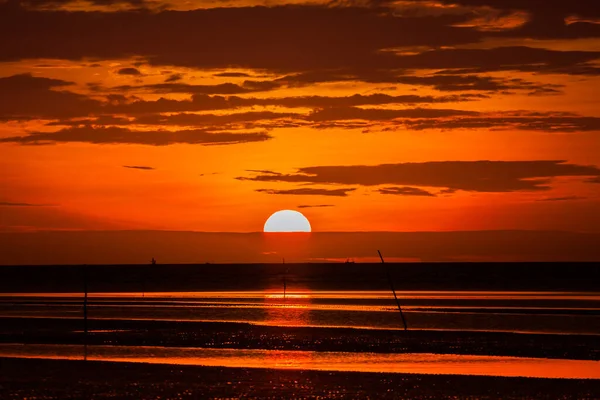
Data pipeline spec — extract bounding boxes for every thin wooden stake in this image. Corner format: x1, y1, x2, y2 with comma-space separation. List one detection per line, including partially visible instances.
378, 250, 407, 330
282, 258, 287, 299
83, 265, 88, 360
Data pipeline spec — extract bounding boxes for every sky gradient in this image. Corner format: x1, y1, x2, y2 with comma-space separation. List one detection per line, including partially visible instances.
1, 0, 600, 262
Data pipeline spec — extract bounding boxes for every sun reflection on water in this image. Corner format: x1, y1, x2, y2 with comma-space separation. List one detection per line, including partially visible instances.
263, 286, 312, 327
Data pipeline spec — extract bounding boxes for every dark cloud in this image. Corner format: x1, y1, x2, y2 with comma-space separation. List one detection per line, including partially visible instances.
387, 46, 600, 75
306, 107, 478, 122
116, 80, 279, 95
214, 72, 252, 77
395, 74, 562, 93
39, 98, 600, 135
109, 93, 474, 116
30, 91, 480, 122
164, 73, 184, 82
0, 72, 71, 90
246, 169, 282, 175
537, 196, 587, 202
0, 126, 272, 146
0, 5, 482, 71
403, 114, 600, 132
123, 165, 155, 170
439, 0, 600, 18
0, 4, 598, 77
279, 70, 561, 93
0, 73, 100, 119
438, 188, 458, 195
439, 0, 600, 39
297, 204, 335, 208
256, 188, 356, 196
131, 111, 299, 127
16, 0, 150, 9
378, 186, 437, 196
238, 161, 600, 193
47, 114, 132, 126
116, 67, 142, 76
0, 201, 56, 207
256, 93, 483, 107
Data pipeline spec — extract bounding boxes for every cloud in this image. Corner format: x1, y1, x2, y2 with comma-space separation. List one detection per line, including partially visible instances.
0, 201, 56, 207
1, 4, 598, 77
246, 169, 282, 175
31, 91, 596, 135
0, 73, 100, 119
16, 0, 153, 11
536, 196, 587, 202
0, 126, 272, 146
256, 188, 356, 196
438, 0, 600, 39
28, 91, 482, 124
395, 74, 562, 93
108, 93, 476, 116
438, 188, 458, 195
280, 70, 562, 93
258, 93, 482, 107
378, 187, 437, 196
0, 5, 484, 71
123, 165, 155, 170
116, 80, 279, 95
238, 160, 600, 193
297, 204, 335, 208
131, 111, 299, 127
214, 72, 252, 77
386, 46, 600, 75
116, 67, 142, 75
403, 114, 600, 132
164, 73, 184, 82
306, 107, 478, 122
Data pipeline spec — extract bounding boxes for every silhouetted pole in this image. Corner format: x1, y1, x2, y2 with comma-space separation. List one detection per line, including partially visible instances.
83, 265, 88, 360
282, 258, 286, 299
378, 250, 407, 330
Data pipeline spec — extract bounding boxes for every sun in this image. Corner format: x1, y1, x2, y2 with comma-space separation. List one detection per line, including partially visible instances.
264, 210, 312, 232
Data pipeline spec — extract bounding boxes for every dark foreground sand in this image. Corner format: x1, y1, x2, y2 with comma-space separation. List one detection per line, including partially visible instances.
2, 357, 600, 400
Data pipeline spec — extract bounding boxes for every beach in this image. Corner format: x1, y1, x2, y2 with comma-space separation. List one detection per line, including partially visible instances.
1, 263, 599, 398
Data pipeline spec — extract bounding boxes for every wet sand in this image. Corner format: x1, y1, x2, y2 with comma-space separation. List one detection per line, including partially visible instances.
3, 344, 600, 379
2, 357, 600, 400
2, 269, 599, 398
2, 317, 599, 361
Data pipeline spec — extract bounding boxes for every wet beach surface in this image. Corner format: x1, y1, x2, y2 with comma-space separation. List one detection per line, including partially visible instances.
1, 263, 599, 398
2, 357, 600, 400
1, 317, 599, 361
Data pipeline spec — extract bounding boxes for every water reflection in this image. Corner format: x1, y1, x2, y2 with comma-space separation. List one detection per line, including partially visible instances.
261, 287, 315, 367
1, 344, 598, 379
263, 286, 312, 327
1, 290, 599, 334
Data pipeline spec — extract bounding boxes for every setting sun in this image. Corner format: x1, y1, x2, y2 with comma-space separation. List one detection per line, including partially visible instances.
264, 210, 312, 232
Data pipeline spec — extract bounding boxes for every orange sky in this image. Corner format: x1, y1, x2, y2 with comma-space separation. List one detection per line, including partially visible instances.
1, 0, 600, 262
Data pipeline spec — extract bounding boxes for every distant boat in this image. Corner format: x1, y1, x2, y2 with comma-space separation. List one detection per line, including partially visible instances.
345, 258, 355, 264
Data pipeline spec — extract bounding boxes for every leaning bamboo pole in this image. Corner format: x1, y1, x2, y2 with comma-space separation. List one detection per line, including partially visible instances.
378, 250, 407, 330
